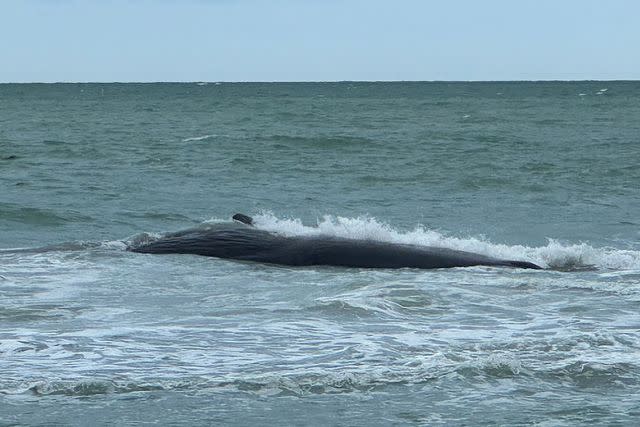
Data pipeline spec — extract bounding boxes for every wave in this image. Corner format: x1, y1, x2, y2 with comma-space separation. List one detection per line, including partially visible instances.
3, 212, 639, 272
0, 240, 127, 256
181, 134, 218, 142
7, 358, 637, 398
0, 204, 68, 226
248, 212, 640, 271
0, 203, 95, 226
21, 380, 166, 397
4, 373, 414, 398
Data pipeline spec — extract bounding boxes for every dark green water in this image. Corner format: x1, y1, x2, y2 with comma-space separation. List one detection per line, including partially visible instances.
1, 82, 639, 425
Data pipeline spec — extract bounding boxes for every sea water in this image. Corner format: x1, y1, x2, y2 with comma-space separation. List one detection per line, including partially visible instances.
1, 82, 639, 425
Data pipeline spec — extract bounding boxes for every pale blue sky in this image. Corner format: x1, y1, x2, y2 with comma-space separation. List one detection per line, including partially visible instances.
2, 0, 639, 82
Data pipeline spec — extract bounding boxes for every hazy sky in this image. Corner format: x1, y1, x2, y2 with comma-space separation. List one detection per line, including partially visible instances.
2, 0, 639, 82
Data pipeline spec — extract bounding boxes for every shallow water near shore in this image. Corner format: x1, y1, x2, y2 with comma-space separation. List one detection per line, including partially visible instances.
1, 82, 639, 425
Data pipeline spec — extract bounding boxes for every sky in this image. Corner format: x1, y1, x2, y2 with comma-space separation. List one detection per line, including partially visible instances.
1, 0, 639, 82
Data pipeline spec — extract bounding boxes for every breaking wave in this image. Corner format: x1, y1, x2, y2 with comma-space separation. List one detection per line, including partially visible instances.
181, 134, 219, 142
3, 212, 639, 272
247, 212, 640, 271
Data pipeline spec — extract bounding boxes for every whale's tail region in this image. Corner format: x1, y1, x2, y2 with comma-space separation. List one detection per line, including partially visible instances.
504, 260, 543, 270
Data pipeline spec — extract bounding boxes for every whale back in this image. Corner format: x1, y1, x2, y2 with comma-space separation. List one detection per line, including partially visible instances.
279, 238, 529, 269
130, 227, 285, 259
129, 226, 542, 270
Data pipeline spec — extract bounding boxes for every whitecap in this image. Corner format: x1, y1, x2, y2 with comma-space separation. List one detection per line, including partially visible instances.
182, 134, 217, 142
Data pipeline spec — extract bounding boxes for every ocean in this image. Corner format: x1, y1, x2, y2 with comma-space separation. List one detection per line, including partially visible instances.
1, 82, 639, 425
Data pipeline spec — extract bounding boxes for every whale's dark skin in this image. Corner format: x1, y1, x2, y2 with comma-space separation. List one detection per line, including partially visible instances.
128, 214, 542, 270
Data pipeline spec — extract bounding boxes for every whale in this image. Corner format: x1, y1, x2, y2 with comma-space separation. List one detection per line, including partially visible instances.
127, 214, 542, 270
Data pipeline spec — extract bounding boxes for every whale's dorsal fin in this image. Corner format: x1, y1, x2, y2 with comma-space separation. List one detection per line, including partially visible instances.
232, 213, 254, 226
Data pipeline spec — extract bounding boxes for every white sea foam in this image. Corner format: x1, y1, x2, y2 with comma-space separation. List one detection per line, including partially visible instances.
250, 212, 640, 270
182, 134, 217, 142
99, 240, 128, 250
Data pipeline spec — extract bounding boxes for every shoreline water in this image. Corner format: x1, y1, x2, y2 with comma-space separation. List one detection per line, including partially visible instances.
1, 82, 638, 425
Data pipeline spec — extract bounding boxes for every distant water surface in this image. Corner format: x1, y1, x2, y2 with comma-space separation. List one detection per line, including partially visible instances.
1, 82, 639, 425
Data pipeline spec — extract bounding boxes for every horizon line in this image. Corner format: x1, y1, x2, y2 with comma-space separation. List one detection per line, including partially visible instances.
1, 79, 638, 84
